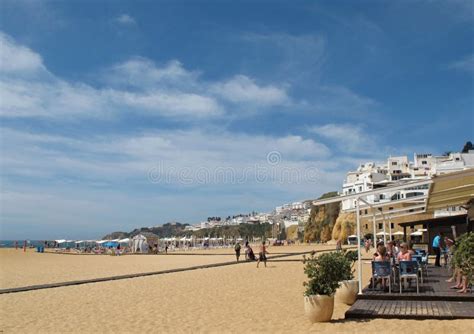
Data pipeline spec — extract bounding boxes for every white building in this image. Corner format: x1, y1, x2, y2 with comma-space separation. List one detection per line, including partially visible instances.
341, 151, 474, 211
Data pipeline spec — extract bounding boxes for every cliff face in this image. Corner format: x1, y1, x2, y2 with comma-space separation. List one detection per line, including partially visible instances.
331, 212, 355, 241
304, 192, 340, 243
304, 191, 356, 243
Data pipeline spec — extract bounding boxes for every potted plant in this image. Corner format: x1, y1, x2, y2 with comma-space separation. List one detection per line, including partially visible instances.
452, 232, 474, 292
303, 251, 350, 322
336, 250, 359, 305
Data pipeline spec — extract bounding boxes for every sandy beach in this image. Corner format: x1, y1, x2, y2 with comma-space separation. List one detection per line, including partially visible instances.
0, 245, 472, 333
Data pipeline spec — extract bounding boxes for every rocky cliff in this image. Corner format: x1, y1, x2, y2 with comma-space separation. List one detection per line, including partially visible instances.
304, 191, 355, 243
304, 191, 340, 243
331, 211, 355, 241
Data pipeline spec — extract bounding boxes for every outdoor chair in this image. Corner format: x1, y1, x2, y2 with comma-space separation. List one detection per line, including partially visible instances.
412, 255, 425, 283
399, 260, 419, 294
414, 249, 426, 256
371, 261, 392, 293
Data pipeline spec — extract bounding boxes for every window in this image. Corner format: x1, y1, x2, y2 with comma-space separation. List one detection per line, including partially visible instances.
365, 209, 368, 214
406, 191, 424, 198
365, 224, 368, 229
378, 223, 383, 229
390, 223, 394, 229
389, 207, 394, 211
422, 161, 427, 165
392, 161, 397, 166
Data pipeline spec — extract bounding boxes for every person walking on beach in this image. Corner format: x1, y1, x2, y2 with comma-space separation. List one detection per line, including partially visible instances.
432, 232, 443, 267
234, 242, 241, 262
257, 241, 269, 268
23, 240, 27, 252
14, 241, 18, 250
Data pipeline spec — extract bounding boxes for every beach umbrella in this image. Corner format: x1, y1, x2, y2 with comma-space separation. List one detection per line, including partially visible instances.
104, 241, 119, 248
392, 231, 404, 236
410, 231, 423, 236
376, 232, 388, 236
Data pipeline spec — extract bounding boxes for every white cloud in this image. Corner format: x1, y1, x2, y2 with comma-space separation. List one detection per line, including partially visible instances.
0, 32, 45, 74
211, 75, 289, 106
310, 123, 375, 154
0, 126, 330, 183
105, 58, 199, 89
0, 32, 293, 120
448, 54, 474, 74
113, 90, 223, 117
116, 14, 136, 25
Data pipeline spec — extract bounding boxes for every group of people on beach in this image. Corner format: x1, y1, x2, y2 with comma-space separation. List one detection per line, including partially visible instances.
234, 241, 269, 268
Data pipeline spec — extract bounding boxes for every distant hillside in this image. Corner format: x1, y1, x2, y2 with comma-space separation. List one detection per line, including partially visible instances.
102, 231, 129, 240
102, 222, 273, 240
101, 222, 190, 240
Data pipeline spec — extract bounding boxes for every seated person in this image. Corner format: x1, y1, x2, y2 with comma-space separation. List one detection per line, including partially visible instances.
397, 243, 412, 262
373, 245, 389, 289
386, 241, 398, 264
374, 245, 388, 262
246, 245, 256, 261
372, 242, 385, 260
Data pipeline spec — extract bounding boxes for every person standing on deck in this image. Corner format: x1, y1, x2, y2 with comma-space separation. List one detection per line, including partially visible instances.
432, 232, 443, 267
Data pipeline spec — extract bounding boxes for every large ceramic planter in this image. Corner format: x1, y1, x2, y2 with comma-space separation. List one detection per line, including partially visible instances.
336, 280, 358, 305
303, 294, 334, 323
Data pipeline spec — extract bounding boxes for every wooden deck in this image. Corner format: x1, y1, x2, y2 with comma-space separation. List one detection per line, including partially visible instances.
359, 265, 474, 301
346, 299, 474, 319
345, 265, 474, 319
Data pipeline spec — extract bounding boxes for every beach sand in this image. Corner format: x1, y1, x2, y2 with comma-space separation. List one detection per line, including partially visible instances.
0, 245, 472, 333
0, 245, 336, 289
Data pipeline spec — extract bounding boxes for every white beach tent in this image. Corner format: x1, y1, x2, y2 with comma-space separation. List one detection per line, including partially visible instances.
131, 234, 148, 253
392, 231, 404, 236
410, 231, 423, 236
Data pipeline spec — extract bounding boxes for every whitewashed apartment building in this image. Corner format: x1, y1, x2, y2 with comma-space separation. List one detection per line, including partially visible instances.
341, 151, 474, 213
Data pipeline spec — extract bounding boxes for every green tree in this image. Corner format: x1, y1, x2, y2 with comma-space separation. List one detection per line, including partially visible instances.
462, 141, 473, 153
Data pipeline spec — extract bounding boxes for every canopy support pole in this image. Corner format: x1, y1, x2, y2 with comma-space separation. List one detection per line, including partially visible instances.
389, 215, 392, 241
382, 208, 387, 246
356, 198, 362, 295
372, 212, 376, 244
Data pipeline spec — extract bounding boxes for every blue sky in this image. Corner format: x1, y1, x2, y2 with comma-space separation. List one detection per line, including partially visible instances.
0, 0, 473, 239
